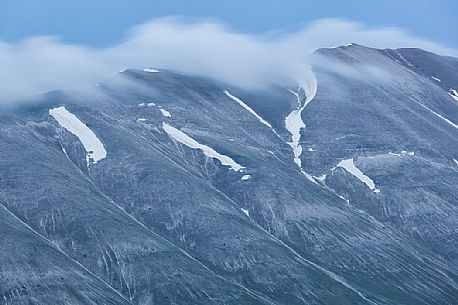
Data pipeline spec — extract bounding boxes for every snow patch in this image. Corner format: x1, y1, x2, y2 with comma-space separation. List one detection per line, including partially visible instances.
314, 174, 327, 182
308, 147, 316, 152
389, 151, 415, 156
159, 108, 171, 117
147, 102, 156, 107
454, 159, 458, 166
329, 43, 353, 49
431, 76, 441, 82
337, 158, 380, 193
49, 106, 107, 166
144, 68, 160, 73
241, 208, 250, 217
138, 103, 145, 107
137, 118, 147, 122
241, 174, 251, 181
162, 123, 244, 172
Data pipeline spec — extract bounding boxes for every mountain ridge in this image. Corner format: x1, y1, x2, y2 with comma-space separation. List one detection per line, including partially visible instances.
1, 44, 457, 305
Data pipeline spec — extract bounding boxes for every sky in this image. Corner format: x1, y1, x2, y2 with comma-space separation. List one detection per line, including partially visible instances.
0, 0, 456, 48
0, 0, 457, 102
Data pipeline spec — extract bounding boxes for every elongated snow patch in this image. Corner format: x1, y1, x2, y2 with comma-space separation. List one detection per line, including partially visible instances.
163, 123, 244, 172
49, 106, 107, 165
337, 159, 380, 193
224, 90, 272, 128
285, 69, 317, 168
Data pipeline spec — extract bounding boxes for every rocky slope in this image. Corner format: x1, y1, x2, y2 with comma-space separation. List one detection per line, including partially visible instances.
1, 44, 457, 304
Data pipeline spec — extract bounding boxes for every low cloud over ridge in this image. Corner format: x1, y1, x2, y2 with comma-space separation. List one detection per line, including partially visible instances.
0, 17, 456, 101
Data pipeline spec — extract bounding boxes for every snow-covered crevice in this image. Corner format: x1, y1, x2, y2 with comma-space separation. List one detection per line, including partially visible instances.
336, 158, 380, 193
407, 96, 458, 130
284, 68, 318, 182
49, 106, 107, 166
162, 122, 245, 172
224, 90, 283, 140
396, 50, 414, 67
449, 89, 458, 102
224, 90, 273, 128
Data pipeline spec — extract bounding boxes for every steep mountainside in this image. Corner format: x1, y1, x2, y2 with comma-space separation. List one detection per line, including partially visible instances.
1, 44, 457, 305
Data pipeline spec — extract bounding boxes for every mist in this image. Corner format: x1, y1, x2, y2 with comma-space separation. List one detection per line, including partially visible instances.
0, 17, 456, 102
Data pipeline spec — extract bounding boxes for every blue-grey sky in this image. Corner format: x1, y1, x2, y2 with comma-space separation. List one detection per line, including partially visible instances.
0, 0, 456, 48
0, 0, 457, 101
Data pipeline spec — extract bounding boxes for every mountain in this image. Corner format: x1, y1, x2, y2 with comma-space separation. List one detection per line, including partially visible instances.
1, 44, 457, 305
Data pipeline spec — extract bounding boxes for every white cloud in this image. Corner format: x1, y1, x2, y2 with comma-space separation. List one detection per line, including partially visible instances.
0, 17, 455, 102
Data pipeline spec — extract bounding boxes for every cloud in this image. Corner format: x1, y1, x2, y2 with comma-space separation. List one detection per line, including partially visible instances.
0, 17, 455, 102
284, 18, 457, 56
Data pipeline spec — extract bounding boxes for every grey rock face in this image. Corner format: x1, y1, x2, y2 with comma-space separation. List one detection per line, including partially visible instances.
301, 44, 458, 269
0, 113, 266, 305
0, 204, 131, 305
1, 44, 457, 305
